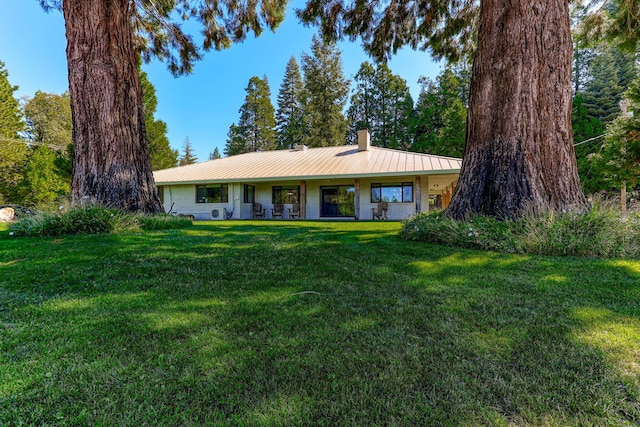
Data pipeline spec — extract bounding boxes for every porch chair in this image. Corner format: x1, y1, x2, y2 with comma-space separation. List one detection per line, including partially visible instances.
372, 201, 389, 220
271, 203, 284, 219
253, 203, 265, 219
288, 203, 301, 219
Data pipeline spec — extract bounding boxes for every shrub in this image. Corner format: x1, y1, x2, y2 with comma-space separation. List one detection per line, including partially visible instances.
8, 206, 192, 237
401, 204, 640, 258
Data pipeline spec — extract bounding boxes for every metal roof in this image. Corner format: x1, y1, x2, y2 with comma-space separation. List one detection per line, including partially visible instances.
153, 145, 462, 185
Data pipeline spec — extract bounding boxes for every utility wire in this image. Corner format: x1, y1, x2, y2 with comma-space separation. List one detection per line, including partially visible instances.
574, 133, 605, 147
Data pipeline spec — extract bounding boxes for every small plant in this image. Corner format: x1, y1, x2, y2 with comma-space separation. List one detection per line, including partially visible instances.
401, 203, 640, 258
8, 205, 192, 237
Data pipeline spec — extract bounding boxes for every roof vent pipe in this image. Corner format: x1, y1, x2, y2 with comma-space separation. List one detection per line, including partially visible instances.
358, 129, 371, 152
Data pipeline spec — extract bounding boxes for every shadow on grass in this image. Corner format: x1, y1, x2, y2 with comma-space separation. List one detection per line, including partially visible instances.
1, 221, 639, 426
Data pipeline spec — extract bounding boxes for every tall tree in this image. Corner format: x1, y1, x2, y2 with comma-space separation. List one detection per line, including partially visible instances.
347, 62, 413, 149
209, 147, 222, 160
237, 75, 277, 152
224, 123, 246, 156
18, 145, 69, 207
24, 91, 73, 150
301, 36, 349, 147
178, 137, 198, 166
0, 61, 27, 203
38, 0, 287, 212
276, 56, 308, 149
140, 69, 178, 170
299, 0, 601, 218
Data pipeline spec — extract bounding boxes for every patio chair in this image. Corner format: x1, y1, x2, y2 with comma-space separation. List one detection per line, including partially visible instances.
271, 203, 284, 219
253, 203, 265, 219
288, 203, 301, 219
372, 201, 388, 220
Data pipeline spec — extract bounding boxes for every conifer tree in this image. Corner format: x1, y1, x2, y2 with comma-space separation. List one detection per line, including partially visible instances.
178, 137, 198, 165
276, 56, 308, 149
346, 62, 376, 144
140, 69, 178, 170
237, 76, 277, 152
0, 61, 27, 203
301, 36, 349, 147
224, 123, 246, 156
209, 147, 222, 160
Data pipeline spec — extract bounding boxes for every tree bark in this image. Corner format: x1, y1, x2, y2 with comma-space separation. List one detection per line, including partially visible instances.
63, 0, 163, 213
446, 0, 589, 220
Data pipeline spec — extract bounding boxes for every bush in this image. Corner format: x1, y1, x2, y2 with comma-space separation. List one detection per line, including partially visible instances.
8, 206, 192, 237
401, 204, 640, 258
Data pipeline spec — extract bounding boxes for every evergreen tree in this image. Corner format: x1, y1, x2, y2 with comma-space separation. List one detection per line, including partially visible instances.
178, 137, 198, 165
0, 61, 27, 203
224, 123, 245, 156
582, 46, 624, 124
18, 145, 69, 207
140, 69, 178, 170
237, 75, 277, 152
301, 36, 349, 147
411, 67, 467, 157
209, 147, 222, 160
346, 62, 376, 145
276, 56, 308, 149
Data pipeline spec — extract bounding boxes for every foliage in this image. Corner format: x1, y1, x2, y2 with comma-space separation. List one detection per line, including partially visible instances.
178, 137, 198, 166
401, 203, 640, 258
236, 75, 277, 152
17, 145, 69, 208
2, 221, 640, 425
589, 74, 640, 191
224, 123, 245, 156
411, 67, 467, 157
347, 62, 414, 149
23, 91, 72, 150
298, 0, 478, 63
0, 61, 27, 204
209, 147, 221, 160
8, 205, 192, 237
140, 69, 178, 170
276, 56, 308, 149
301, 36, 349, 147
0, 61, 23, 139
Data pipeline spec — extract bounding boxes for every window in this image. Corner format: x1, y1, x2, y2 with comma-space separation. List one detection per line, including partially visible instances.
272, 185, 300, 204
244, 185, 255, 203
371, 182, 413, 203
196, 184, 228, 203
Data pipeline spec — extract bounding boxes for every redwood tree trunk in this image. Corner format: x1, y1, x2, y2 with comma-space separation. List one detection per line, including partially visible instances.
446, 0, 589, 219
63, 0, 163, 213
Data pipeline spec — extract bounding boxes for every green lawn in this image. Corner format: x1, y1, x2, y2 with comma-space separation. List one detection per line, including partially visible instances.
1, 221, 639, 426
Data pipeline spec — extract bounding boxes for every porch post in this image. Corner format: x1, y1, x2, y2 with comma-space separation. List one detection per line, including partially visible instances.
354, 178, 360, 220
300, 181, 307, 219
415, 176, 421, 214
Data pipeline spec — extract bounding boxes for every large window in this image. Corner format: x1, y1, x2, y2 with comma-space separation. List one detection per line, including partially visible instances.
371, 182, 413, 203
272, 185, 300, 204
196, 184, 228, 203
244, 185, 255, 203
321, 186, 355, 217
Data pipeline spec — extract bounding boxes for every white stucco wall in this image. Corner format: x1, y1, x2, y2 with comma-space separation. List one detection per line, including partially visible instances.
160, 174, 435, 221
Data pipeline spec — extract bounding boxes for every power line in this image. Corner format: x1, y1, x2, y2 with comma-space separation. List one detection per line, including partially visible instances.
574, 133, 605, 147
0, 136, 67, 151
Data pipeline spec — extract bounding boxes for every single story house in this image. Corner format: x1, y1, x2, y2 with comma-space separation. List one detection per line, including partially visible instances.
153, 130, 461, 220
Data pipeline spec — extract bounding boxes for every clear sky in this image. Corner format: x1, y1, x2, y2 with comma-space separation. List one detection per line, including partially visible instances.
0, 1, 441, 161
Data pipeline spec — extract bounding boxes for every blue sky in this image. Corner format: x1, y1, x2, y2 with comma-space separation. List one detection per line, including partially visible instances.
1, 1, 441, 161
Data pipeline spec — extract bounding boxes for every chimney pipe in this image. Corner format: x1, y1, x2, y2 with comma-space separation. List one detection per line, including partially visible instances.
357, 129, 370, 151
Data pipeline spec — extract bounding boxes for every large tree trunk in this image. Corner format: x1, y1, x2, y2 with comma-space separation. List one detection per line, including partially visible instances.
446, 0, 589, 220
63, 0, 163, 213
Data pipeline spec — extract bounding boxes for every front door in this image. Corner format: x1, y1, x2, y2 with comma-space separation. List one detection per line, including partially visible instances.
321, 186, 355, 217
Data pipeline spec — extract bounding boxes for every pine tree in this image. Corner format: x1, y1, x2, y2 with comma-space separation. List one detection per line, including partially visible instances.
237, 76, 277, 152
346, 62, 376, 145
0, 61, 27, 203
224, 123, 245, 156
582, 46, 624, 124
302, 36, 349, 147
276, 56, 308, 149
209, 147, 221, 160
179, 137, 198, 165
140, 69, 178, 170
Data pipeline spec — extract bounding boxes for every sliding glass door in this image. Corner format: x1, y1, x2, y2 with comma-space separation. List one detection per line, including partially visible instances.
320, 186, 355, 217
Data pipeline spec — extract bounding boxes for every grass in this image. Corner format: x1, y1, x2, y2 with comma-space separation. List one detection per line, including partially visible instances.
1, 220, 639, 426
